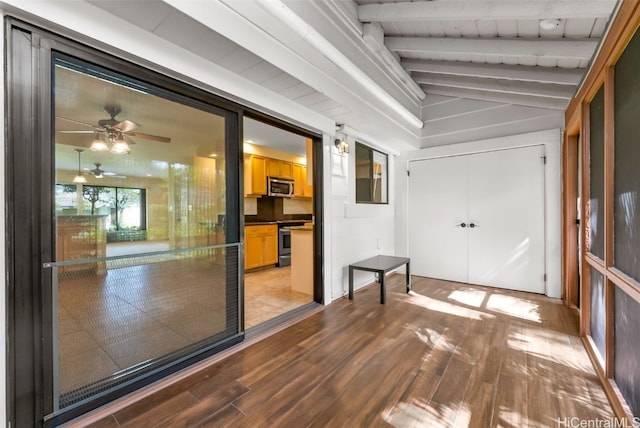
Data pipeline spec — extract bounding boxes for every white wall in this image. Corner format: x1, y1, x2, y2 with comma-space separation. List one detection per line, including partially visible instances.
396, 128, 563, 298
328, 135, 397, 300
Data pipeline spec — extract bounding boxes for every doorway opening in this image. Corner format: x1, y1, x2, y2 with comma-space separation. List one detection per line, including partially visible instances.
242, 117, 316, 329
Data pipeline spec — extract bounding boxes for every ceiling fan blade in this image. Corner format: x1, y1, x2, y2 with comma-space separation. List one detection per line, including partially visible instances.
122, 135, 136, 145
126, 132, 171, 143
58, 130, 95, 134
113, 119, 140, 133
56, 116, 97, 129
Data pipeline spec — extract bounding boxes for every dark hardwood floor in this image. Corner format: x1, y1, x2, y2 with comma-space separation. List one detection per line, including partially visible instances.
77, 275, 614, 427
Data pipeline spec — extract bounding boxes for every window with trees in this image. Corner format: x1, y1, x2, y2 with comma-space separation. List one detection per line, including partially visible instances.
56, 184, 146, 236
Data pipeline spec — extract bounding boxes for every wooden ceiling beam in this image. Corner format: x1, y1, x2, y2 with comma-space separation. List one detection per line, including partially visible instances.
359, 1, 616, 22
386, 37, 599, 60
402, 60, 584, 85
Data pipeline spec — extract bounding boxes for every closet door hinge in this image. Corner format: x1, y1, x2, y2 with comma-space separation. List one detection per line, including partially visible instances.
407, 170, 410, 177
541, 155, 547, 164
544, 273, 547, 282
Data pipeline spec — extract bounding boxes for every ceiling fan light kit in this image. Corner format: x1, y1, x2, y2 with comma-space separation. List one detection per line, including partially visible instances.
89, 133, 109, 152
110, 135, 130, 154
60, 104, 171, 154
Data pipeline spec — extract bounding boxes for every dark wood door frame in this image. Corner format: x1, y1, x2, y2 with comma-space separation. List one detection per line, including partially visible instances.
562, 133, 580, 309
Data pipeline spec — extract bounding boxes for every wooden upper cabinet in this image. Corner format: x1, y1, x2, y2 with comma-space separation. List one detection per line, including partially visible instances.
244, 155, 267, 196
267, 159, 293, 179
304, 180, 312, 198
293, 164, 304, 197
293, 164, 313, 198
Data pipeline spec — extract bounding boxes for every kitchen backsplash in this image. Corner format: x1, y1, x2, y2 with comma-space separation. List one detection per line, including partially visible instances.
283, 198, 313, 215
244, 196, 312, 222
244, 198, 258, 215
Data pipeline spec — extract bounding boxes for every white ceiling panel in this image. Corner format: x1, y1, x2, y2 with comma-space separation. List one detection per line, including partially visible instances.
152, 10, 210, 49
240, 61, 285, 84
311, 99, 343, 114
260, 73, 303, 94
87, 0, 173, 33
215, 49, 264, 75
190, 32, 243, 64
280, 83, 317, 101
356, 0, 618, 114
592, 17, 611, 36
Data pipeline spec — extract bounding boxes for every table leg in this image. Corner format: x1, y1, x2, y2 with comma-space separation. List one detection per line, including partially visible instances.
406, 261, 411, 293
380, 270, 386, 304
349, 266, 354, 300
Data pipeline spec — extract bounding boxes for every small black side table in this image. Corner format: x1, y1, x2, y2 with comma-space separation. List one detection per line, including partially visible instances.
348, 255, 411, 304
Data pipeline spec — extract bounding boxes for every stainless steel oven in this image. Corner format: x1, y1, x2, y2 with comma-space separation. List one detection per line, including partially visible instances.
278, 227, 291, 267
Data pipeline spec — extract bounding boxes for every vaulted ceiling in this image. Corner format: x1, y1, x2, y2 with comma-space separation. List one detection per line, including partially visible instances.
355, 0, 616, 110
62, 0, 620, 151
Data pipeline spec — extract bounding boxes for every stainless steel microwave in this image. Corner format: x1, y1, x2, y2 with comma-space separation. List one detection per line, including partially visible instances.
268, 177, 294, 197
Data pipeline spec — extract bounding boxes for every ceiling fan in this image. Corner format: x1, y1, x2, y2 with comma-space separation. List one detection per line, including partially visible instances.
89, 162, 126, 179
57, 105, 172, 152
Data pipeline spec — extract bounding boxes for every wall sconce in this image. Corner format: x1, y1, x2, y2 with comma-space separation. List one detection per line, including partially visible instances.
335, 138, 349, 154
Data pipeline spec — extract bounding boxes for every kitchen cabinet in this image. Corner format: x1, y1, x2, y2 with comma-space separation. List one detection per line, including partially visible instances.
245, 224, 278, 270
303, 168, 313, 197
244, 155, 267, 196
267, 159, 293, 179
292, 164, 305, 197
293, 164, 313, 198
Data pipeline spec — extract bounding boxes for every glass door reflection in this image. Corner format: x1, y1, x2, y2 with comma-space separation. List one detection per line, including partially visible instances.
53, 56, 238, 409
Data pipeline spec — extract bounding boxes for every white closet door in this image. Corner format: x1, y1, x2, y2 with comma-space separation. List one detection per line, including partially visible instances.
409, 156, 469, 283
467, 146, 546, 293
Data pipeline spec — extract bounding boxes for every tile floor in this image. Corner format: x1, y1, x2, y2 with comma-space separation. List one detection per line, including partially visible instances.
244, 266, 313, 329
57, 247, 312, 407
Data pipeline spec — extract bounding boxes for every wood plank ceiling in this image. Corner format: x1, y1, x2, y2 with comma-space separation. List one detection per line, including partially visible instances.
356, 0, 617, 110
85, 0, 619, 150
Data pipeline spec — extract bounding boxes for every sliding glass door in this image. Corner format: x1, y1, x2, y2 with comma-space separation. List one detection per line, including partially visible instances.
49, 54, 242, 414
6, 20, 241, 424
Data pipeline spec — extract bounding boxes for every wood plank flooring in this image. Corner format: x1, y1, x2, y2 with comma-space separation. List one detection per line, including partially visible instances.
80, 275, 615, 427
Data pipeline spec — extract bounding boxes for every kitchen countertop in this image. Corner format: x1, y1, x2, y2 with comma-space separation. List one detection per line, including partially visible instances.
288, 226, 313, 231
245, 220, 308, 226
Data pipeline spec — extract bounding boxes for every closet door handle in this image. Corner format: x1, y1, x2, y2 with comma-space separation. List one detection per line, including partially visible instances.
469, 223, 478, 228
457, 222, 467, 228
